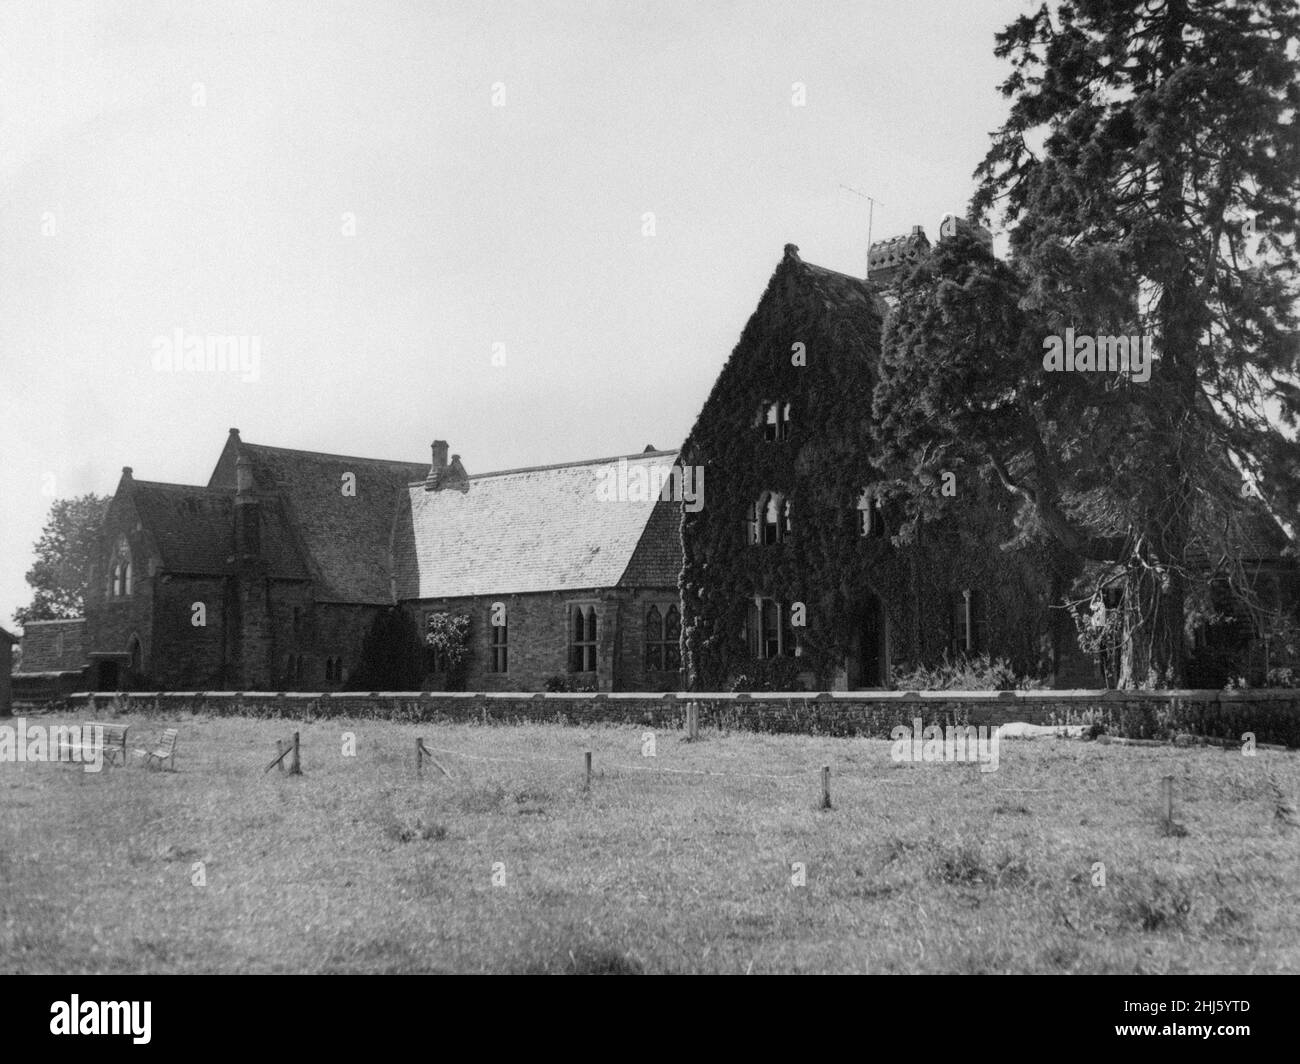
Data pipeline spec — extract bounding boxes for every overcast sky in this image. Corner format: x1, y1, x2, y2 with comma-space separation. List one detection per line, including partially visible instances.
0, 0, 1031, 627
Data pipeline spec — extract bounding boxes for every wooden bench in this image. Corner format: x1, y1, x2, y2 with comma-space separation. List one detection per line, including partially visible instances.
57, 722, 129, 766
134, 728, 179, 771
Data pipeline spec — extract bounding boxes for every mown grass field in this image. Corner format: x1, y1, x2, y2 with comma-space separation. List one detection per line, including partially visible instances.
2, 712, 1298, 973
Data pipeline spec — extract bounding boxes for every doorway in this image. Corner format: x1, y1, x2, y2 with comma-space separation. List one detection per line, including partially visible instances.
850, 593, 888, 689
94, 659, 120, 691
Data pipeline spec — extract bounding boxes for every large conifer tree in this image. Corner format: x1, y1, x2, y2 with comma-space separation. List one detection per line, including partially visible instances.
876, 0, 1300, 686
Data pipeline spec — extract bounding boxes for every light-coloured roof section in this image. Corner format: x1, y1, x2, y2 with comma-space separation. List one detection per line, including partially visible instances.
395, 450, 680, 599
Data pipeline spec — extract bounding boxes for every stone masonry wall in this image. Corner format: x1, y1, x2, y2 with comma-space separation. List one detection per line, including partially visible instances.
56, 688, 1300, 747
409, 590, 660, 692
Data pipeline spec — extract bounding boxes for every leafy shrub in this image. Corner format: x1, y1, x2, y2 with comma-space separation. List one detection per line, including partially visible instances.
890, 651, 1044, 691
1266, 666, 1300, 688
728, 655, 806, 692
425, 612, 471, 690
542, 675, 595, 693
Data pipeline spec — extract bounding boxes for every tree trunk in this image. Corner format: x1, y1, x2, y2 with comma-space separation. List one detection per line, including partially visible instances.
1117, 544, 1188, 689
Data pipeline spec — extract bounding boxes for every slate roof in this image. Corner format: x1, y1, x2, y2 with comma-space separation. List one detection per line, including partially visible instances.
394, 451, 681, 600
0, 625, 16, 644
209, 437, 427, 603
129, 480, 309, 578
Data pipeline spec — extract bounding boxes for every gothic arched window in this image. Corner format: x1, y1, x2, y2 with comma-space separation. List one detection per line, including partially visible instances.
570, 605, 598, 672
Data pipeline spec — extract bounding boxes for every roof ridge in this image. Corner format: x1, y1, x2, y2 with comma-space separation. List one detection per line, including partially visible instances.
802, 260, 872, 286
131, 479, 227, 493
408, 449, 681, 484
241, 441, 426, 469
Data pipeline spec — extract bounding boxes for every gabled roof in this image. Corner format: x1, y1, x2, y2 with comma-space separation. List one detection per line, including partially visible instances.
209, 432, 428, 602
0, 625, 19, 644
681, 244, 883, 463
394, 451, 681, 600
127, 479, 309, 578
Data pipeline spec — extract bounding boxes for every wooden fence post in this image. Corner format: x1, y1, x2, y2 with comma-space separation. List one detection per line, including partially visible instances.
275, 739, 286, 773
416, 737, 424, 778
821, 765, 832, 810
687, 701, 699, 741
1162, 775, 1173, 826
289, 731, 302, 775
584, 750, 592, 792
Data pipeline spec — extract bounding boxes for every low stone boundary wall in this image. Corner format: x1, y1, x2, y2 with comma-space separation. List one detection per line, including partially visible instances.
12, 670, 88, 708
39, 689, 1300, 747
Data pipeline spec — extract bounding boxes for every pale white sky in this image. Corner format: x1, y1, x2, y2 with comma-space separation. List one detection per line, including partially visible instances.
0, 0, 1031, 627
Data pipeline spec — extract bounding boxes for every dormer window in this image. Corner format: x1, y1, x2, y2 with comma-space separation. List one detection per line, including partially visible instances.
760, 401, 791, 442
857, 489, 885, 538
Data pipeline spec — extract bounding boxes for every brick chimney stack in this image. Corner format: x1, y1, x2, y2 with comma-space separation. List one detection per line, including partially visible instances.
234, 453, 261, 559
425, 441, 469, 493
426, 441, 449, 491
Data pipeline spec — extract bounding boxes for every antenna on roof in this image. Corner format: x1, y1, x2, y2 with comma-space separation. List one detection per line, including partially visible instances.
839, 184, 884, 278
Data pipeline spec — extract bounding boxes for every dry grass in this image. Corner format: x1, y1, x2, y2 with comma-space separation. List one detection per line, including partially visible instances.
1, 713, 1298, 973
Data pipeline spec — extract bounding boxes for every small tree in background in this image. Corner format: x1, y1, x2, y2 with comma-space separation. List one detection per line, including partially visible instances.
14, 494, 110, 627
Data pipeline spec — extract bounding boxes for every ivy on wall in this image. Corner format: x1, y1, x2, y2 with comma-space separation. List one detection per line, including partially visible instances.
678, 247, 1074, 690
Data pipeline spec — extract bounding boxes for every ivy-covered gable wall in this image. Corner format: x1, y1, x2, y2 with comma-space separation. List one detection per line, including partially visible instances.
679, 244, 1071, 690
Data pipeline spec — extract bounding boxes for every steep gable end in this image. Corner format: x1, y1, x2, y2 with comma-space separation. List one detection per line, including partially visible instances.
210, 429, 429, 603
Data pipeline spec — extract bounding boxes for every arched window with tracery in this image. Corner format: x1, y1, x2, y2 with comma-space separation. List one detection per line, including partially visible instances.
107, 535, 133, 598
570, 605, 598, 673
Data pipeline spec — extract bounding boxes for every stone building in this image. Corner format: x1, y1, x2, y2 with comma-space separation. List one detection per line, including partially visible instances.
64, 430, 682, 692
676, 221, 1294, 691
395, 449, 683, 691
10, 618, 88, 703
0, 625, 16, 716
25, 217, 1294, 694
677, 235, 1078, 691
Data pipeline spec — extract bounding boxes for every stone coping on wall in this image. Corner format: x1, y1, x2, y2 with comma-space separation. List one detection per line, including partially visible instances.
51, 688, 1300, 746
63, 688, 1300, 702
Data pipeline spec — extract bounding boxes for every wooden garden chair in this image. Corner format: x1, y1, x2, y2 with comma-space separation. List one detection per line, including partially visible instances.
134, 727, 179, 771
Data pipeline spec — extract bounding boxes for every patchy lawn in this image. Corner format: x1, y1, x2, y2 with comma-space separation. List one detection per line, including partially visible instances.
1, 713, 1297, 973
